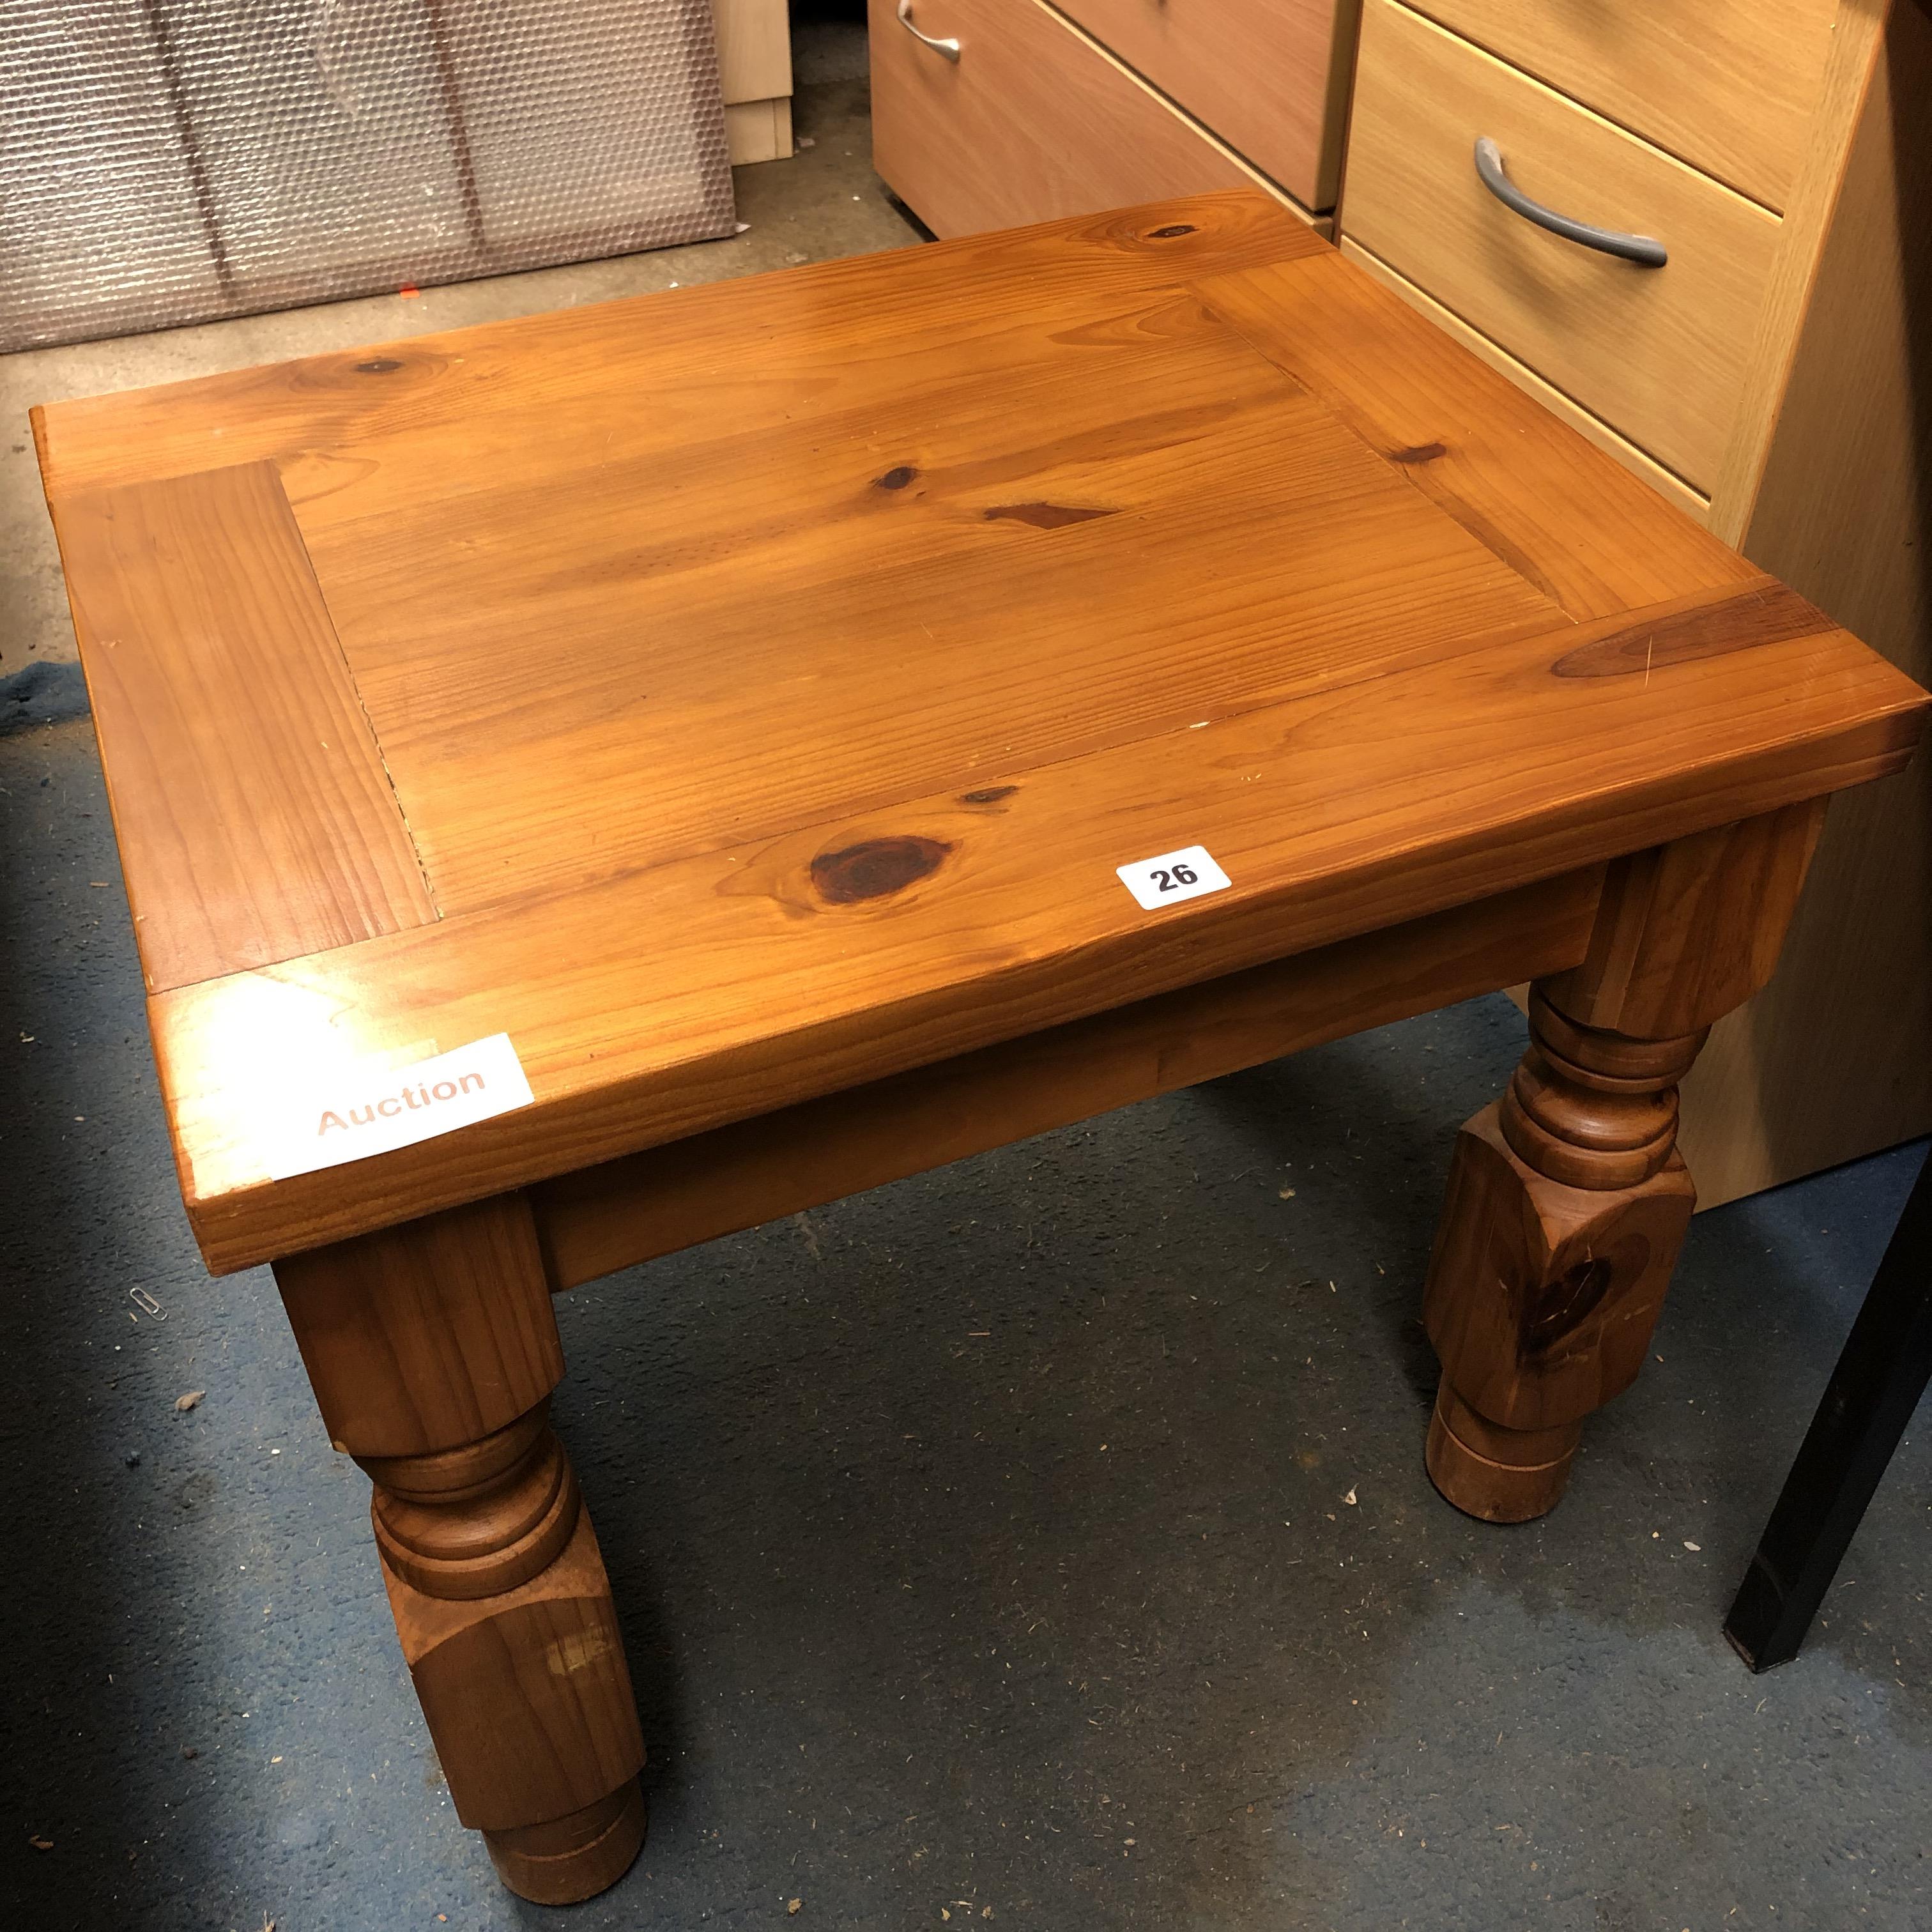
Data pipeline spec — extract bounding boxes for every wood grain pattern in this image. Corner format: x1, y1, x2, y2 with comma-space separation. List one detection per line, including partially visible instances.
392, 1512, 644, 1847
1542, 799, 1827, 1039
1337, 237, 1710, 522
533, 870, 1601, 1288
34, 192, 1928, 1279
290, 295, 1561, 909
1402, 0, 1837, 210
275, 1193, 645, 1902
42, 461, 436, 992
1423, 802, 1830, 1521
1547, 583, 1833, 680
1341, 0, 1782, 491
1050, 0, 1357, 210
868, 0, 1317, 238
1194, 249, 1752, 617
155, 597, 1920, 1274
273, 1192, 562, 1457
32, 193, 1322, 499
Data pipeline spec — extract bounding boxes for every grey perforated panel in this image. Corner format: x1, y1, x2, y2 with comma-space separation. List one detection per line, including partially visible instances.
2, 0, 735, 352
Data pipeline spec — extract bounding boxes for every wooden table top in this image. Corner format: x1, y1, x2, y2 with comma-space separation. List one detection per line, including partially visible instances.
34, 192, 1925, 1274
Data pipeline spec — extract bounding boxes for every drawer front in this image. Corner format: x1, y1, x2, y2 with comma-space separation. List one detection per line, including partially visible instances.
1406, 0, 1834, 211
1341, 0, 1779, 493
870, 0, 1289, 240
1050, 0, 1354, 210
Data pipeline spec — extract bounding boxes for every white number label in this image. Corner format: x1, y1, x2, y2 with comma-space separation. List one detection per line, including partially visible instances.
1116, 844, 1230, 910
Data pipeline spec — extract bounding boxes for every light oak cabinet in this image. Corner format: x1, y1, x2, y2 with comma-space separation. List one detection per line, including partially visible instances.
1342, 0, 1781, 493
1337, 0, 1930, 1206
1402, 0, 1837, 208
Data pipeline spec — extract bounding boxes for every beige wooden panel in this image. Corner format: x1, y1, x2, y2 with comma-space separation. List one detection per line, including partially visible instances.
1338, 238, 1710, 522
710, 0, 791, 103
1676, 0, 1932, 1207
869, 0, 1321, 238
1405, 0, 1836, 210
1341, 0, 1782, 493
1050, 0, 1358, 210
725, 97, 792, 165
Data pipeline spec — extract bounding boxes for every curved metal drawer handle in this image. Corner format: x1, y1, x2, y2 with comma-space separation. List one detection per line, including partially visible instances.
1473, 137, 1666, 267
897, 0, 960, 60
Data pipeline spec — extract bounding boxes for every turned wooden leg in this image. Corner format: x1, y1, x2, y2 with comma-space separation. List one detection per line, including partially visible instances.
1422, 801, 1827, 1522
273, 1193, 646, 1903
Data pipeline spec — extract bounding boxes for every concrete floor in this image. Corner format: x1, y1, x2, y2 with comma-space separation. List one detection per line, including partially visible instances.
4, 19, 1929, 1932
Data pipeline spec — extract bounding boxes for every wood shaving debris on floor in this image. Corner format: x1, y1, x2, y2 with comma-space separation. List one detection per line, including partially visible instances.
175, 1390, 205, 1412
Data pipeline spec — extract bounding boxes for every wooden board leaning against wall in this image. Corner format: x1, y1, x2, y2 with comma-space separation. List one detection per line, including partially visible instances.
1336, 0, 1928, 1207
713, 0, 794, 163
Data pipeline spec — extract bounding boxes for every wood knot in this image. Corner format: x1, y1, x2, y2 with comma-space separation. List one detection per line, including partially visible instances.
1551, 583, 1830, 678
983, 502, 1112, 529
1148, 224, 1198, 238
1520, 1241, 1646, 1354
1388, 441, 1447, 466
960, 785, 1018, 805
353, 357, 404, 374
810, 835, 951, 903
873, 465, 918, 491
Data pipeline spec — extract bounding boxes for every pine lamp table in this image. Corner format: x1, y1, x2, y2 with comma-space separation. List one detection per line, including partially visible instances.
33, 193, 1926, 1904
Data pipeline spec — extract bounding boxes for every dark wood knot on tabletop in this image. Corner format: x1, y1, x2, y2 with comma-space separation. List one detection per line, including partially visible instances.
960, 785, 1018, 806
1552, 582, 1830, 678
353, 358, 404, 374
810, 835, 952, 903
1148, 224, 1198, 238
983, 502, 1112, 529
873, 465, 919, 491
1388, 441, 1447, 466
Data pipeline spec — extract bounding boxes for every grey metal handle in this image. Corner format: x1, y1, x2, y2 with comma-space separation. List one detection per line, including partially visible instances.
1473, 137, 1666, 268
897, 0, 960, 59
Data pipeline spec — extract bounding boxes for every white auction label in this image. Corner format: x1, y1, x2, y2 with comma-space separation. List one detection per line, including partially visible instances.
262, 1033, 534, 1181
1116, 844, 1231, 910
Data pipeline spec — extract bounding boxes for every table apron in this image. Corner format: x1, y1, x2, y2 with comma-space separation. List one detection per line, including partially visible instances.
532, 864, 1602, 1291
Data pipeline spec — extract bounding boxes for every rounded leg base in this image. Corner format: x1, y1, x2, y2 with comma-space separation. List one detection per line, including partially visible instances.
484, 1778, 647, 1905
1426, 1378, 1581, 1524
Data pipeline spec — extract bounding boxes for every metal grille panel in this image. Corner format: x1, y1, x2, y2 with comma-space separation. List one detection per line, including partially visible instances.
1, 0, 735, 351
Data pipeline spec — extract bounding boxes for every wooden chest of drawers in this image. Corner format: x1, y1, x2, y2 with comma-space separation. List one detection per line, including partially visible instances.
870, 0, 1350, 233
1405, 0, 1836, 208
1337, 0, 1931, 1207
1343, 0, 1781, 493
868, 0, 1289, 236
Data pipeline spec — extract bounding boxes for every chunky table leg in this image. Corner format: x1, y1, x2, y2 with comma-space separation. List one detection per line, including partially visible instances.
1422, 802, 1827, 1522
273, 1193, 646, 1903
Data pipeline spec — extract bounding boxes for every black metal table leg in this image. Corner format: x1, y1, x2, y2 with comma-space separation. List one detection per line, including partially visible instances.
1726, 1149, 1932, 1671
